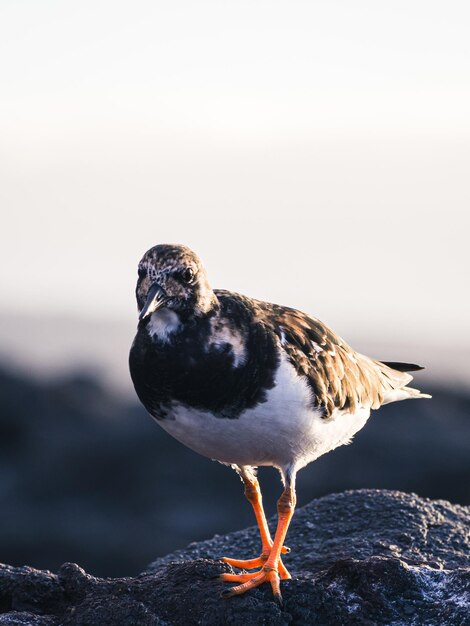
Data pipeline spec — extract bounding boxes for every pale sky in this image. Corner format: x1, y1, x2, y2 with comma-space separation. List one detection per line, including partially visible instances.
1, 1, 469, 360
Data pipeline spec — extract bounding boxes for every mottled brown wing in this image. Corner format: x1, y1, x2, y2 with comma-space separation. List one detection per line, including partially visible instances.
260, 304, 408, 418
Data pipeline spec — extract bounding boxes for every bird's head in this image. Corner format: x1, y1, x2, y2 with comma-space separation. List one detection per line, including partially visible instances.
135, 244, 217, 322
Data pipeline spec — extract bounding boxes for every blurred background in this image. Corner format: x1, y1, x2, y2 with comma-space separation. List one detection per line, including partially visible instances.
0, 1, 469, 577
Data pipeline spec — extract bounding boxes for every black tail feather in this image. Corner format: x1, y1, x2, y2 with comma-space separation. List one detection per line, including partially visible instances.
381, 361, 425, 372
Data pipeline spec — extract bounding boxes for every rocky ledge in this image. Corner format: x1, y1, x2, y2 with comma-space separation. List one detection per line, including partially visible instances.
1, 490, 469, 625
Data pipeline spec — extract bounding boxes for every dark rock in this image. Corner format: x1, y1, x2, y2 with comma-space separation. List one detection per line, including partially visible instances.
1, 364, 470, 577
0, 490, 469, 625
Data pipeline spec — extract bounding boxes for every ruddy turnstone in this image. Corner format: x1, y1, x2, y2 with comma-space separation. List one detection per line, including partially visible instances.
129, 243, 431, 604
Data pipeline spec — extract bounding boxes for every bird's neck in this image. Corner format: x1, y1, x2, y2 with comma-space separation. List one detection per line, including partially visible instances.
145, 308, 183, 343
196, 285, 219, 315
144, 299, 219, 344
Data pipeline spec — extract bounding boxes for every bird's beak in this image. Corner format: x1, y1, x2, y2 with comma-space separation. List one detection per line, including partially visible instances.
139, 283, 167, 321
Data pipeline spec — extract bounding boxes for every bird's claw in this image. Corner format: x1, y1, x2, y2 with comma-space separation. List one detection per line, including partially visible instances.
222, 544, 289, 564
220, 565, 284, 603
221, 554, 291, 580
220, 571, 261, 583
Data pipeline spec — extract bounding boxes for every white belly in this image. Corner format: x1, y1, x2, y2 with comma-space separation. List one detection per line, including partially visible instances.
158, 355, 371, 472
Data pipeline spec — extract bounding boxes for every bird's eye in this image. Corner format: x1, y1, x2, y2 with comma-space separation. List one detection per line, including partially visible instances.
138, 267, 147, 279
180, 267, 195, 284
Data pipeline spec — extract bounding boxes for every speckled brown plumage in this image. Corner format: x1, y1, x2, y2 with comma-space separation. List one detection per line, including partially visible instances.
252, 301, 415, 417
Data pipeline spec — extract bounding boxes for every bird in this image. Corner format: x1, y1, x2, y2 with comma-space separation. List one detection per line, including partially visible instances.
129, 243, 431, 604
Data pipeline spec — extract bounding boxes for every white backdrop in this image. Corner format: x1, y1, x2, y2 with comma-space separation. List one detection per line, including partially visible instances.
1, 1, 468, 384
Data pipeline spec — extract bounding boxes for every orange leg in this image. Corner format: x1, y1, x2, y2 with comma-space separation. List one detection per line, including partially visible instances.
221, 468, 290, 579
221, 477, 296, 604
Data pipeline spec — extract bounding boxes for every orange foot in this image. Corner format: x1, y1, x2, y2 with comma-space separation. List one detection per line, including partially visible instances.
220, 565, 285, 604
221, 545, 291, 580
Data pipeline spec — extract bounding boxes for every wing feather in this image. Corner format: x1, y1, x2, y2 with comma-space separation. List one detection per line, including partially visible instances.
259, 304, 410, 418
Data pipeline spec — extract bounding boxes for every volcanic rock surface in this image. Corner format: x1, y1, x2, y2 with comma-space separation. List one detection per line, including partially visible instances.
1, 490, 469, 625
1, 366, 469, 578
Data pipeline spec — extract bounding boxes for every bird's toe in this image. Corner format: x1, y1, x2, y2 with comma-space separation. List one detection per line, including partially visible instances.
222, 555, 266, 569
220, 566, 283, 601
219, 571, 261, 583
222, 544, 290, 572
221, 554, 291, 580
